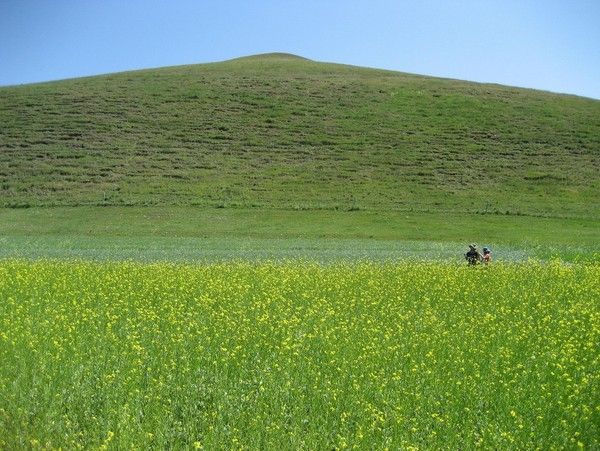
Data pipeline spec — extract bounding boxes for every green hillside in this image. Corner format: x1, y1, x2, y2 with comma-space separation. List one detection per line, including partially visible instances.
1, 53, 599, 218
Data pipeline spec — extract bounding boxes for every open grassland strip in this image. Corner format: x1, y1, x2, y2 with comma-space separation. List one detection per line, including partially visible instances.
0, 260, 598, 449
0, 235, 597, 263
0, 207, 598, 262
2, 207, 597, 244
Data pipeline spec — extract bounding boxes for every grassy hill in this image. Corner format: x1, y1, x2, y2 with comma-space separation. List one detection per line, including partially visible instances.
1, 53, 599, 218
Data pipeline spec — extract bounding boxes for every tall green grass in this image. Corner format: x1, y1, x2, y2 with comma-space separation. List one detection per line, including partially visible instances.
1, 260, 598, 449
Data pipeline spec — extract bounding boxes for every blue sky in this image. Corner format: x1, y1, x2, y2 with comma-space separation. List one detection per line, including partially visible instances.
1, 0, 599, 99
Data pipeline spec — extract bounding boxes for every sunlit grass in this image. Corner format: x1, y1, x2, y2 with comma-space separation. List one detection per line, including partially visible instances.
2, 55, 599, 218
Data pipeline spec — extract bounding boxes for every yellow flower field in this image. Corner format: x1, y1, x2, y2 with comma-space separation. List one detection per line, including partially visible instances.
0, 260, 598, 449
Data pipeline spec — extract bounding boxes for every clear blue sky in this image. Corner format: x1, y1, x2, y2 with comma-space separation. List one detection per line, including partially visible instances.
1, 0, 599, 99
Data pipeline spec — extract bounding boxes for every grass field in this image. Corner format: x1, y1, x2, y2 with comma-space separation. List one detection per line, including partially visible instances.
1, 207, 598, 262
1, 53, 599, 218
1, 53, 599, 449
1, 260, 598, 449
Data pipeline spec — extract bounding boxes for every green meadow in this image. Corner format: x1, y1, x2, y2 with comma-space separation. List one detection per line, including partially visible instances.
0, 207, 598, 262
1, 54, 599, 448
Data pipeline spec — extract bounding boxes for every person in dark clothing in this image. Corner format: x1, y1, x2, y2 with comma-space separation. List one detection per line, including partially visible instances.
465, 244, 482, 265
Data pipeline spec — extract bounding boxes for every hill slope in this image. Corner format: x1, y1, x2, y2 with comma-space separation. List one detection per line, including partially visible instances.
1, 54, 599, 218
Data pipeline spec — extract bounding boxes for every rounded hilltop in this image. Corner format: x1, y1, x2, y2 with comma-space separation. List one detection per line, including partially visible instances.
227, 52, 311, 62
